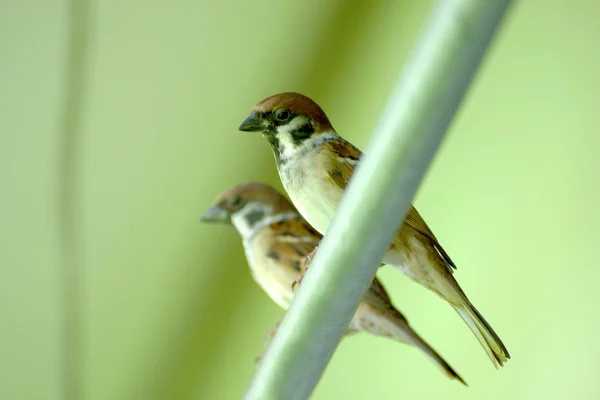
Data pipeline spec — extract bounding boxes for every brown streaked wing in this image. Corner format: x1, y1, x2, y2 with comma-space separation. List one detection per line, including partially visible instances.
323, 139, 362, 190
405, 206, 456, 270
321, 138, 456, 272
268, 218, 321, 273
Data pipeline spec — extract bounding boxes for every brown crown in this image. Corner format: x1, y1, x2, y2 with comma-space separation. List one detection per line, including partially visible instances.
252, 92, 335, 133
215, 182, 297, 214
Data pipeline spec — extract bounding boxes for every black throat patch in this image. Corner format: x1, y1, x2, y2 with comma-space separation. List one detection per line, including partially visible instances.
264, 133, 283, 165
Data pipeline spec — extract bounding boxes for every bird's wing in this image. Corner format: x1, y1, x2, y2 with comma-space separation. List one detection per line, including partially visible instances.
405, 206, 456, 270
322, 138, 362, 190
323, 137, 456, 271
362, 276, 408, 323
267, 218, 322, 273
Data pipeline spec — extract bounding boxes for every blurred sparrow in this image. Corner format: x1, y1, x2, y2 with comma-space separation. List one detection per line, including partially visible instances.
238, 92, 510, 368
201, 182, 466, 385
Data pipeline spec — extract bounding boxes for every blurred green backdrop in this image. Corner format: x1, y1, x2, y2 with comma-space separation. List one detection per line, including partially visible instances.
2, 0, 600, 399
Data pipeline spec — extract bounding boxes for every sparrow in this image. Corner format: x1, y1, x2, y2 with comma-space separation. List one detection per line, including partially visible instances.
201, 182, 466, 385
238, 92, 510, 368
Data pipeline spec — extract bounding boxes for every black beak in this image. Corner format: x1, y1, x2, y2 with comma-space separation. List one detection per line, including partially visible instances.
238, 111, 265, 132
200, 205, 229, 223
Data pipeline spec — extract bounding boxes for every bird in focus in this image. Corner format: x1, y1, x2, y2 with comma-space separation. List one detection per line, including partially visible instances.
201, 182, 466, 385
238, 92, 510, 368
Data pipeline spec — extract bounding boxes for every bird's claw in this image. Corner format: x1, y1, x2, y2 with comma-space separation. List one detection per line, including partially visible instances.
305, 246, 318, 266
291, 245, 318, 292
291, 275, 304, 292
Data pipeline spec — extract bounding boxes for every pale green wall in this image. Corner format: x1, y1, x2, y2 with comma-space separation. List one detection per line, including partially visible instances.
2, 0, 599, 399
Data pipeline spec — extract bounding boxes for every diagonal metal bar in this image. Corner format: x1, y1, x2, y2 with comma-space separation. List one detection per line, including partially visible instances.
244, 1, 513, 399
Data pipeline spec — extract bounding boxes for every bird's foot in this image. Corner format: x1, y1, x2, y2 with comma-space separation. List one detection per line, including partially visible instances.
305, 245, 318, 266
291, 274, 304, 292
291, 245, 319, 292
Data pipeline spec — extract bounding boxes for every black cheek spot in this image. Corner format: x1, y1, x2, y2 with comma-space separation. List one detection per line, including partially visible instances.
244, 209, 265, 227
295, 122, 314, 135
290, 123, 314, 145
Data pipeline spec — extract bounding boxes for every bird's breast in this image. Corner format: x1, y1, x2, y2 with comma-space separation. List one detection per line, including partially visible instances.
278, 157, 343, 235
243, 237, 297, 310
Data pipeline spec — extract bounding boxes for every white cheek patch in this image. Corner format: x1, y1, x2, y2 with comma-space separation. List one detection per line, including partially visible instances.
277, 131, 297, 158
278, 116, 309, 134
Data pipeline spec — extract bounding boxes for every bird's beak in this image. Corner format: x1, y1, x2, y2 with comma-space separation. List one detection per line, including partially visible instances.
238, 111, 265, 132
200, 205, 229, 223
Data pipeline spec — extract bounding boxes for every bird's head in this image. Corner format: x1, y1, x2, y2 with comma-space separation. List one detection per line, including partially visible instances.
201, 182, 297, 238
238, 92, 336, 161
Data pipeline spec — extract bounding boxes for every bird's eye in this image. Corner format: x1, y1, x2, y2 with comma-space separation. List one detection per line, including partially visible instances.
230, 196, 244, 208
275, 109, 290, 122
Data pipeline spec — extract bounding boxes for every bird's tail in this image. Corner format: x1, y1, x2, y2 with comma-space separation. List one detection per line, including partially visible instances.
453, 299, 510, 368
383, 312, 467, 386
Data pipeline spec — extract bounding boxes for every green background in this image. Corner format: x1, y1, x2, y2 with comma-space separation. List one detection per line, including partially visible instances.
2, 0, 599, 399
